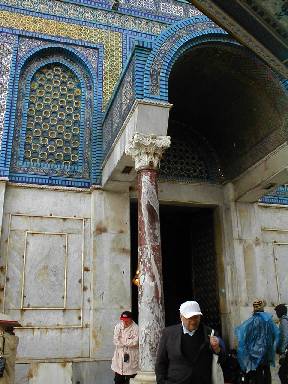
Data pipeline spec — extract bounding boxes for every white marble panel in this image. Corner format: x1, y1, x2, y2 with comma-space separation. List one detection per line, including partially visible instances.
4, 214, 86, 314
90, 307, 122, 359
0, 197, 91, 359
0, 181, 6, 235
66, 233, 83, 308
4, 186, 90, 218
28, 362, 72, 384
158, 182, 224, 205
5, 230, 26, 309
17, 328, 90, 358
102, 100, 171, 186
93, 190, 130, 234
259, 205, 288, 229
236, 203, 261, 240
81, 219, 93, 317
93, 232, 130, 308
91, 190, 131, 359
273, 244, 288, 303
262, 230, 288, 243
232, 239, 248, 305
259, 242, 278, 305
10, 308, 82, 327
15, 363, 29, 384
24, 232, 66, 308
262, 222, 288, 243
10, 215, 83, 233
242, 239, 257, 302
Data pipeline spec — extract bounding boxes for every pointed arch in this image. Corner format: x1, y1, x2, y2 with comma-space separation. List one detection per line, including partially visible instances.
1, 44, 101, 187
143, 16, 239, 101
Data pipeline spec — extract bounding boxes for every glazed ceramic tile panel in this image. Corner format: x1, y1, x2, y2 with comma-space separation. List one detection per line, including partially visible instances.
0, 10, 122, 108
0, 33, 16, 151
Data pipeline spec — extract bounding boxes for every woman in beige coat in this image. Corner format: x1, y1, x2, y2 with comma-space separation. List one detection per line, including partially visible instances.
111, 311, 139, 384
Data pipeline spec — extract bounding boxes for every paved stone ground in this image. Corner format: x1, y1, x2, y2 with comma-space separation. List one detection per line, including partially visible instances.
15, 361, 282, 383
271, 364, 281, 384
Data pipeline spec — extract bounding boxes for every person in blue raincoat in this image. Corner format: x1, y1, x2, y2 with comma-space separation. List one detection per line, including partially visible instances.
235, 299, 279, 384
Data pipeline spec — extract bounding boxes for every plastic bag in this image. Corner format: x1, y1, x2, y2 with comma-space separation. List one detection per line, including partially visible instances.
235, 312, 279, 373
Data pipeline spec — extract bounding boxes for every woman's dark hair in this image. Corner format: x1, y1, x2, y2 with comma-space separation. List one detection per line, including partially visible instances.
275, 304, 287, 317
120, 311, 133, 319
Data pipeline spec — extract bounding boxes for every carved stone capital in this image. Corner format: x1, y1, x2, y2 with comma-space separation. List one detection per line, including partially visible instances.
125, 133, 171, 171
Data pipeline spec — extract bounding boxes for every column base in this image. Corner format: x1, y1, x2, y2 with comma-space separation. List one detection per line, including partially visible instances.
130, 371, 156, 384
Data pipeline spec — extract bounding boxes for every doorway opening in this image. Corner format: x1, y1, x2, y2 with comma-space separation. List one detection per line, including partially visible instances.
130, 202, 222, 332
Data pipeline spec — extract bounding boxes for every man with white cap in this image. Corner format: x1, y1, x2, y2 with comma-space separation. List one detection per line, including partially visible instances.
155, 300, 224, 384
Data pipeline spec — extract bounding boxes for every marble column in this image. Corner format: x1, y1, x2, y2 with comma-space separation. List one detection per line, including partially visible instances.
126, 133, 170, 384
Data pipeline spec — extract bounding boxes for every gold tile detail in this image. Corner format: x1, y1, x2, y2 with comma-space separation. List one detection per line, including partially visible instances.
0, 10, 122, 108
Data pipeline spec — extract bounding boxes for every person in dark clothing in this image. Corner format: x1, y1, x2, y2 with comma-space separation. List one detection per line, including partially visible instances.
221, 349, 242, 384
155, 300, 225, 384
275, 304, 288, 384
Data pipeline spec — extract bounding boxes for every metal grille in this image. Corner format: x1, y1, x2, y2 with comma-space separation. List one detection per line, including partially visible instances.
160, 137, 209, 181
159, 121, 223, 183
191, 212, 221, 332
24, 63, 81, 166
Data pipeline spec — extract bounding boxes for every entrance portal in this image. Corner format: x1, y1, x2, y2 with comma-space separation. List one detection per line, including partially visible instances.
130, 203, 221, 332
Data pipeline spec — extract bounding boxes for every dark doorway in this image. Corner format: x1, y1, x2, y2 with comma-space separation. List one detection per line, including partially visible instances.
130, 202, 221, 333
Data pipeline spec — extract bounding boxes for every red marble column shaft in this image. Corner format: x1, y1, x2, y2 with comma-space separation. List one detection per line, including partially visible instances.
137, 168, 165, 372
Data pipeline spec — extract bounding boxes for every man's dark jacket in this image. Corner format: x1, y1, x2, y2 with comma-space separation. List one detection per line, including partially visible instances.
155, 323, 224, 384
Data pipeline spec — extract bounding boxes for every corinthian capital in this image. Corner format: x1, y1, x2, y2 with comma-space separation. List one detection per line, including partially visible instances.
125, 133, 171, 171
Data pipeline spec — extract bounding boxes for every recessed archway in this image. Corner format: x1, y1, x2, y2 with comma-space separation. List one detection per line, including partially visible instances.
164, 42, 288, 182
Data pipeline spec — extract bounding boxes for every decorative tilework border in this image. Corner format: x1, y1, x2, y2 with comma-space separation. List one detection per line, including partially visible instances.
260, 185, 288, 206
0, 9, 123, 109
122, 31, 155, 64
102, 56, 135, 156
260, 196, 288, 205
0, 33, 17, 152
102, 39, 152, 122
1, 0, 202, 27
142, 16, 233, 100
85, 0, 201, 22
9, 172, 91, 188
0, 2, 165, 36
0, 33, 19, 177
282, 79, 288, 94
0, 24, 157, 101
102, 40, 154, 162
103, 0, 200, 24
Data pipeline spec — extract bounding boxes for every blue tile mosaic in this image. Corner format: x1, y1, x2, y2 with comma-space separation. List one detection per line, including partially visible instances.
0, 40, 103, 187
260, 186, 288, 206
0, 0, 286, 195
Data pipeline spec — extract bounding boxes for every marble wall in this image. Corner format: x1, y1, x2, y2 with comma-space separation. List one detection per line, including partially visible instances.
0, 184, 131, 383
0, 182, 285, 383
